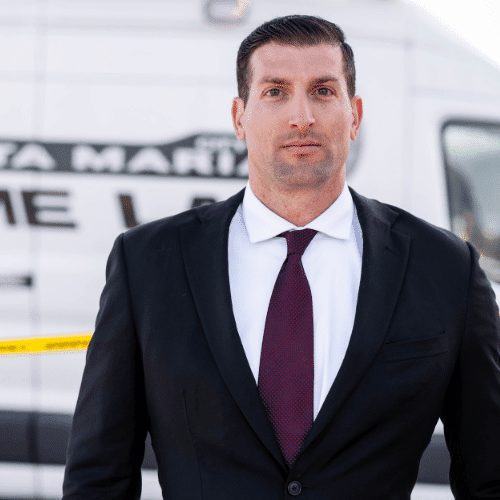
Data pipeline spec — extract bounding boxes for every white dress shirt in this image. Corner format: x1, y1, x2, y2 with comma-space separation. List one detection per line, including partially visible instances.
228, 182, 363, 419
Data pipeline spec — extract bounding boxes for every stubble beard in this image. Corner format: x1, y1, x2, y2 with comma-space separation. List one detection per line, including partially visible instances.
271, 149, 343, 191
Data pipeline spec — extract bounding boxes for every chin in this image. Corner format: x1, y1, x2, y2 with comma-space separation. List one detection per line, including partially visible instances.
272, 160, 339, 190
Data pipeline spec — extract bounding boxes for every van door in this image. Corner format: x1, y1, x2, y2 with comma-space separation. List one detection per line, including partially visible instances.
0, 6, 39, 495
0, 176, 37, 496
410, 85, 500, 488
32, 2, 246, 496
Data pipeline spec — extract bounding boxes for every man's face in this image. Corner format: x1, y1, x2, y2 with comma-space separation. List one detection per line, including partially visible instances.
232, 42, 362, 194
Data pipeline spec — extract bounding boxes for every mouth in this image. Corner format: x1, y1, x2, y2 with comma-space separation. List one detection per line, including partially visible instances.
282, 142, 321, 154
283, 142, 321, 148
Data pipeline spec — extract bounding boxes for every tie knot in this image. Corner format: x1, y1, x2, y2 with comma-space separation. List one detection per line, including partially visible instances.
281, 229, 317, 257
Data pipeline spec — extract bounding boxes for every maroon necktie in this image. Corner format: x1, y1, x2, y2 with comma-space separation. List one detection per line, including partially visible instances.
258, 228, 317, 466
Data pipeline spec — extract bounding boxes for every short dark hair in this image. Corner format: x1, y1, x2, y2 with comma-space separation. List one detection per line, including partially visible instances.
236, 15, 356, 104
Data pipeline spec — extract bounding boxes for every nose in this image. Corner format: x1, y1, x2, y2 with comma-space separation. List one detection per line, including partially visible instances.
288, 94, 315, 133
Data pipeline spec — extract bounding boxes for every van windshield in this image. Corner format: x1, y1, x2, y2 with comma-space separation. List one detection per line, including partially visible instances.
443, 122, 500, 283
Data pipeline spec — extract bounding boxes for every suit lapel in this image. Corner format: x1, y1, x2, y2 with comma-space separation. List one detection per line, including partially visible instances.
294, 188, 412, 473
179, 189, 287, 471
180, 186, 411, 474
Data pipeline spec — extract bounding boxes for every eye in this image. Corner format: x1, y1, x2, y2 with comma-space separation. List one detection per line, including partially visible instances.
315, 87, 334, 96
265, 88, 283, 97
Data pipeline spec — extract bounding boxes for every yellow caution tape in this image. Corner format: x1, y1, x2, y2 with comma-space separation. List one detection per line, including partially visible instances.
0, 333, 93, 355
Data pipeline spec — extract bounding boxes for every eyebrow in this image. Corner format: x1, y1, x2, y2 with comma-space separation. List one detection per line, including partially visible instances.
257, 75, 340, 86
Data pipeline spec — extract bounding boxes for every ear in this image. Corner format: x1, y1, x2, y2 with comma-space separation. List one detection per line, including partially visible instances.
231, 97, 246, 140
350, 95, 363, 141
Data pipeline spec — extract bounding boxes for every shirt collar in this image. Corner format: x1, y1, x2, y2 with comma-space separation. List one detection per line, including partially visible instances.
242, 181, 354, 243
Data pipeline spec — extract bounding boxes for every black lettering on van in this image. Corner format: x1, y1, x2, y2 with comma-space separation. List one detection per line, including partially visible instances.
127, 147, 170, 174
118, 193, 140, 229
0, 134, 252, 178
0, 143, 17, 168
0, 190, 16, 224
11, 143, 56, 170
22, 190, 76, 228
72, 145, 125, 173
172, 147, 212, 176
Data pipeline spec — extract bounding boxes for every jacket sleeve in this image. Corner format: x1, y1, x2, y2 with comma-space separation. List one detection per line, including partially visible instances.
441, 242, 500, 499
62, 233, 148, 499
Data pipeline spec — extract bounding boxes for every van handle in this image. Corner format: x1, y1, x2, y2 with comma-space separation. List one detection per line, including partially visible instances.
0, 275, 33, 288
204, 0, 250, 23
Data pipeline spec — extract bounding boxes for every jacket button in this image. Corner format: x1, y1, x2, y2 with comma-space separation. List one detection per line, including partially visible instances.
287, 480, 302, 496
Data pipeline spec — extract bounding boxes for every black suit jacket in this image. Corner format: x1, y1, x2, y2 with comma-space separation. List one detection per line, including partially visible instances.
63, 187, 500, 500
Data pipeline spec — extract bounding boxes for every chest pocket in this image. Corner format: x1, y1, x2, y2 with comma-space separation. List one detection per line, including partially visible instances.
380, 332, 448, 362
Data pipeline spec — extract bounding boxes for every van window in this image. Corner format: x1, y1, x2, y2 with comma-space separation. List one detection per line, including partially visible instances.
442, 121, 500, 283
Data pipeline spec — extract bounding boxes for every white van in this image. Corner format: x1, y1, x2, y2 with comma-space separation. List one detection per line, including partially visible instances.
0, 0, 498, 498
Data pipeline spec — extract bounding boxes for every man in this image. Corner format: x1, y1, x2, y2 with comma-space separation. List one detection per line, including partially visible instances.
63, 15, 500, 499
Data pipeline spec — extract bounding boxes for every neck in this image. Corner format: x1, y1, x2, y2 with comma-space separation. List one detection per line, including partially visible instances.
249, 176, 345, 227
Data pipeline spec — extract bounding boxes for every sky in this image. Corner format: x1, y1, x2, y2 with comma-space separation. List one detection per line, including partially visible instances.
406, 0, 500, 68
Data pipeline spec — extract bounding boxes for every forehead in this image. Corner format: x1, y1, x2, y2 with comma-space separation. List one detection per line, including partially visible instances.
249, 42, 344, 84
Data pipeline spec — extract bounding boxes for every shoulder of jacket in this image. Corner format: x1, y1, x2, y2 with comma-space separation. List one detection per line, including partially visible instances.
123, 205, 202, 239
117, 189, 244, 252
351, 187, 470, 261
381, 200, 470, 260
